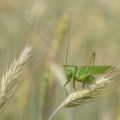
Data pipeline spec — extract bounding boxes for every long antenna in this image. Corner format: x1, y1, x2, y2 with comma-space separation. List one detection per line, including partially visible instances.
25, 22, 65, 69
66, 14, 72, 67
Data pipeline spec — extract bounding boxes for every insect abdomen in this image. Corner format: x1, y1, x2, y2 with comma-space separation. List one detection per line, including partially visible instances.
76, 74, 95, 84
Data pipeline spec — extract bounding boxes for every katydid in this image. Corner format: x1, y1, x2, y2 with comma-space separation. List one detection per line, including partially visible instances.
63, 52, 111, 95
61, 15, 111, 95
29, 17, 111, 96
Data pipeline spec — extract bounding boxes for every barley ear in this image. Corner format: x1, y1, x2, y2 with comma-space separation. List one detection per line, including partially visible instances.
0, 46, 32, 115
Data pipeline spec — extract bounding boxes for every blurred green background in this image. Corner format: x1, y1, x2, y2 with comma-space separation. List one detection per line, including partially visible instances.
0, 0, 120, 120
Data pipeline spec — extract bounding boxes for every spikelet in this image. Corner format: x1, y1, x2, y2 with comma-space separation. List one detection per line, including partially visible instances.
49, 61, 120, 120
0, 46, 32, 115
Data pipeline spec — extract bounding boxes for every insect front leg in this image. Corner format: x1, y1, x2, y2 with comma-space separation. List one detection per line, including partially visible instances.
64, 79, 70, 96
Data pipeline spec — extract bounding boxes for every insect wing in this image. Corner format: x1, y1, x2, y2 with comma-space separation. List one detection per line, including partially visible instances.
79, 66, 111, 74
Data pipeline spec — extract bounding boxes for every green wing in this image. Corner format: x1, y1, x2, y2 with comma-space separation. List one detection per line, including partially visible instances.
79, 66, 111, 74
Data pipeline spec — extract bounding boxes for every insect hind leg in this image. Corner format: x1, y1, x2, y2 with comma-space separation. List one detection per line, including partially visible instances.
73, 78, 76, 91
84, 52, 95, 77
82, 83, 85, 89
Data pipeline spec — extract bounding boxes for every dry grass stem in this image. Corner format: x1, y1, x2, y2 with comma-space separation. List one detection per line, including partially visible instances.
0, 46, 32, 115
49, 61, 120, 120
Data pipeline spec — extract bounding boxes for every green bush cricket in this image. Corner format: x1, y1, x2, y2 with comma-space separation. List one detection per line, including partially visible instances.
64, 52, 111, 95
60, 15, 111, 95
29, 18, 111, 96
61, 16, 111, 95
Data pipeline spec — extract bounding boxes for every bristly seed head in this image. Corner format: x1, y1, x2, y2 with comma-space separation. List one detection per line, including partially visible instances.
0, 46, 32, 115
